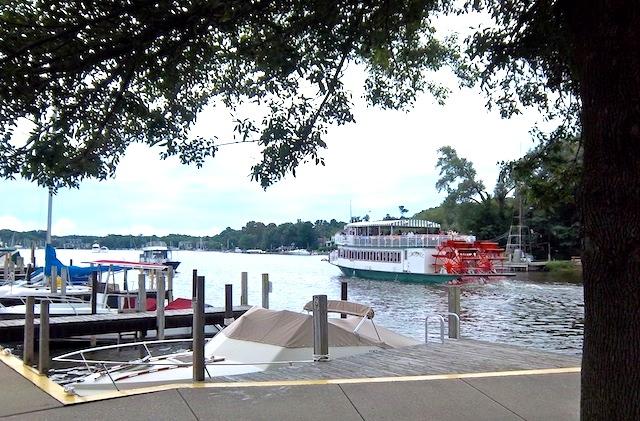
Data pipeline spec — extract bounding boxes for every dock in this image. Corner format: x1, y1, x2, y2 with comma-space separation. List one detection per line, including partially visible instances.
0, 306, 251, 341
0, 338, 581, 420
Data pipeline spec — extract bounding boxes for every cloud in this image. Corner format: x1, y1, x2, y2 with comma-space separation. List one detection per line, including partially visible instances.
0, 215, 39, 231
52, 218, 77, 236
2, 63, 544, 235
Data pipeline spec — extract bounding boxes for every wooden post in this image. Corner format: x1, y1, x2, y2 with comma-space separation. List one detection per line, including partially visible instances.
60, 267, 68, 296
341, 281, 348, 319
38, 301, 50, 374
166, 267, 174, 302
23, 296, 35, 366
25, 264, 33, 285
224, 284, 234, 326
261, 273, 270, 309
137, 273, 146, 312
192, 269, 198, 303
240, 272, 248, 306
30, 241, 35, 266
193, 275, 205, 382
50, 265, 57, 293
156, 273, 165, 340
448, 285, 461, 339
312, 295, 329, 361
123, 269, 129, 291
91, 272, 98, 315
3, 253, 9, 280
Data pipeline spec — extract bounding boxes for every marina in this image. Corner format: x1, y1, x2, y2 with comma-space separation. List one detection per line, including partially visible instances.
1, 247, 584, 355
0, 247, 583, 419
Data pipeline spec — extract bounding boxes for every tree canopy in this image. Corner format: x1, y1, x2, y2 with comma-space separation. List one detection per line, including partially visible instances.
0, 0, 461, 190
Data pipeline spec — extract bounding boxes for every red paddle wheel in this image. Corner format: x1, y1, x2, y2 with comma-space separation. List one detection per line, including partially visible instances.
433, 240, 507, 277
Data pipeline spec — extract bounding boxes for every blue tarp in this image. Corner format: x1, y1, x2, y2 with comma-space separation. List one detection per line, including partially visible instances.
44, 244, 123, 284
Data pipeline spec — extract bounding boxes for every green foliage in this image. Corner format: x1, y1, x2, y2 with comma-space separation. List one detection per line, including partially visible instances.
0, 218, 347, 251
435, 146, 489, 204
501, 133, 582, 259
0, 0, 461, 190
544, 260, 579, 273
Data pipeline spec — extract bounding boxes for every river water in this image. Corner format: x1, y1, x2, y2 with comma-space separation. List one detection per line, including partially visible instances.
22, 248, 585, 356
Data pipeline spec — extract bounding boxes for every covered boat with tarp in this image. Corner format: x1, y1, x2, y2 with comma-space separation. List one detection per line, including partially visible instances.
0, 245, 124, 305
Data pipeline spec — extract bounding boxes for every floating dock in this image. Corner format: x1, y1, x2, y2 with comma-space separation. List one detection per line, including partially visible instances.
0, 306, 251, 342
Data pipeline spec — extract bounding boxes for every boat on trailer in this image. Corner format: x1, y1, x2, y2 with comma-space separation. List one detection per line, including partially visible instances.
57, 300, 419, 396
329, 219, 513, 283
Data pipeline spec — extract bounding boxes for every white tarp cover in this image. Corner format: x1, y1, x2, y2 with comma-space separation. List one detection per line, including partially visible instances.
223, 307, 387, 349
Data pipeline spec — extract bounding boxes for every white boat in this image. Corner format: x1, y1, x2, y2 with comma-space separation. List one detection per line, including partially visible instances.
140, 242, 180, 270
285, 249, 311, 256
0, 295, 114, 318
91, 243, 101, 253
329, 219, 512, 283
58, 301, 419, 396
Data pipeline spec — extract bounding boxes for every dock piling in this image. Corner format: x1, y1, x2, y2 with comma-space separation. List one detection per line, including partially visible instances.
224, 284, 234, 326
261, 273, 270, 309
23, 296, 35, 366
341, 281, 348, 319
25, 264, 32, 285
38, 301, 50, 374
137, 273, 146, 312
91, 272, 98, 315
312, 295, 329, 361
193, 275, 205, 382
192, 269, 198, 303
166, 267, 174, 302
448, 286, 461, 339
60, 267, 68, 296
2, 254, 8, 281
50, 265, 57, 294
240, 272, 248, 306
157, 273, 165, 340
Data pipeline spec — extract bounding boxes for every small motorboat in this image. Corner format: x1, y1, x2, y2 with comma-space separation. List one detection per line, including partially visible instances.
140, 242, 180, 270
58, 300, 419, 396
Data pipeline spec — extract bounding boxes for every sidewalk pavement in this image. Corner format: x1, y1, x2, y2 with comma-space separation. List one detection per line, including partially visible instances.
0, 359, 579, 420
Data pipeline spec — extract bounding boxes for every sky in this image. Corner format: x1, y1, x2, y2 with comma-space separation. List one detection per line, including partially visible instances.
0, 16, 545, 238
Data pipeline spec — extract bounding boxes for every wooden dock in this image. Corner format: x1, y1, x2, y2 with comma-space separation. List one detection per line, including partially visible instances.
0, 306, 251, 342
213, 339, 581, 383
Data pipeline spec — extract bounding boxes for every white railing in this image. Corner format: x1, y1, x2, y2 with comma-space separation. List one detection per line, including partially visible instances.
333, 234, 476, 248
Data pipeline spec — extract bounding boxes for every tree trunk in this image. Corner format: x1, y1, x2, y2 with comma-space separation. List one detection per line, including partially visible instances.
564, 1, 640, 419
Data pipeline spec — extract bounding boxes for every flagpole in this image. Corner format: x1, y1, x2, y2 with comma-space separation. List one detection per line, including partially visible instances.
46, 189, 53, 245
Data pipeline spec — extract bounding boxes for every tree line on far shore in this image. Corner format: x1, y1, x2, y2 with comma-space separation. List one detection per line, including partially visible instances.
0, 219, 347, 252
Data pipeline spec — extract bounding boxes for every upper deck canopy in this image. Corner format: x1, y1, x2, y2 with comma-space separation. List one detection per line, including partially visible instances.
345, 219, 440, 229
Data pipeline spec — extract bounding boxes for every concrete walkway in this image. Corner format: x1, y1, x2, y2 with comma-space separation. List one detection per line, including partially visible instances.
0, 358, 579, 420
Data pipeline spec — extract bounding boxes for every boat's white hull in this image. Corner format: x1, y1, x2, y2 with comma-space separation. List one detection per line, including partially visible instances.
70, 341, 379, 396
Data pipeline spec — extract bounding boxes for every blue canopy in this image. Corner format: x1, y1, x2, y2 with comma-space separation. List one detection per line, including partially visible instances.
44, 244, 123, 284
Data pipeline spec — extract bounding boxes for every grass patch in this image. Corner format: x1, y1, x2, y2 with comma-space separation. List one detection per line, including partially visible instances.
545, 260, 580, 272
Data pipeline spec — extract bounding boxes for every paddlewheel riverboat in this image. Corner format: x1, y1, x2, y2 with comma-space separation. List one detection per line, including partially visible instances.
329, 219, 512, 283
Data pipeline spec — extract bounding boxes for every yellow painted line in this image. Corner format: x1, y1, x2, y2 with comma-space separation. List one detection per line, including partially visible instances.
0, 349, 90, 404
1, 347, 581, 405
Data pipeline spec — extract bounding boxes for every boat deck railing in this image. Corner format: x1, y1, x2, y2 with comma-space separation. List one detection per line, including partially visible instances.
333, 234, 476, 248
